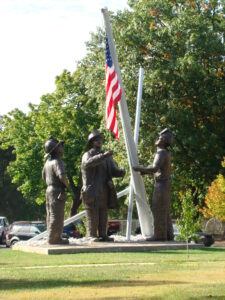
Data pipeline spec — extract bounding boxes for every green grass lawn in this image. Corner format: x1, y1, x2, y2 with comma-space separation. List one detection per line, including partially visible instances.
0, 248, 225, 299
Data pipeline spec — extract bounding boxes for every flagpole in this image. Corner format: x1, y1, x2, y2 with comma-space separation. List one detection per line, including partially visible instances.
126, 67, 144, 241
101, 8, 154, 238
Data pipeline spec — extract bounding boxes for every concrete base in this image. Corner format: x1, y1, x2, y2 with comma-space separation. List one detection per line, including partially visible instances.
12, 239, 204, 255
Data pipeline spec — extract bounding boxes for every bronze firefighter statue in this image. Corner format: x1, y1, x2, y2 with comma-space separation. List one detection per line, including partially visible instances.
42, 137, 70, 244
133, 128, 174, 241
81, 129, 125, 242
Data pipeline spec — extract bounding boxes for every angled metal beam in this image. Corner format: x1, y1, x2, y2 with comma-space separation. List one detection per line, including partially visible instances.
101, 8, 154, 238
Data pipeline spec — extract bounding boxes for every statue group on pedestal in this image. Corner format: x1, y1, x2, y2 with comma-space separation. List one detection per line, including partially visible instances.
42, 128, 174, 244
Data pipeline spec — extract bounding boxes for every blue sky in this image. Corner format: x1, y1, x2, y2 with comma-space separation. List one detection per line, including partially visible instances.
0, 0, 128, 115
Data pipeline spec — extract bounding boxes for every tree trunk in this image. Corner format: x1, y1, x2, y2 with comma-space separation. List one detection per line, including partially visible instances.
186, 238, 189, 260
68, 175, 82, 217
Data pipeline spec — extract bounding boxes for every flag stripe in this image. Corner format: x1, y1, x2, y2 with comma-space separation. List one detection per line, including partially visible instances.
105, 37, 122, 140
106, 78, 120, 109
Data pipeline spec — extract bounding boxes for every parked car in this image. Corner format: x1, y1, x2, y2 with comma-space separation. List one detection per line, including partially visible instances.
63, 220, 84, 238
6, 221, 46, 247
0, 216, 9, 244
107, 220, 120, 236
62, 219, 121, 238
135, 223, 214, 246
173, 223, 214, 247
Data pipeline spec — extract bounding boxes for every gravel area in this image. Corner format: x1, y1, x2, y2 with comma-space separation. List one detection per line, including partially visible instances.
15, 236, 225, 247
17, 235, 150, 247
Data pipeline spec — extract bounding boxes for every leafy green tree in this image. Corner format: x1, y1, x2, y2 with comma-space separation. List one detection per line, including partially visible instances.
202, 158, 225, 221
81, 0, 225, 213
0, 146, 45, 221
177, 189, 201, 258
0, 69, 101, 217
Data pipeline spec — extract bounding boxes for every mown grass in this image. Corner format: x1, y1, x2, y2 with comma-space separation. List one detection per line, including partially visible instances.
0, 248, 225, 299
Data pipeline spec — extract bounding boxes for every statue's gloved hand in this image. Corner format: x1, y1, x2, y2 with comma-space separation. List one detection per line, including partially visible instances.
133, 165, 142, 172
107, 180, 114, 189
104, 150, 113, 158
133, 166, 145, 175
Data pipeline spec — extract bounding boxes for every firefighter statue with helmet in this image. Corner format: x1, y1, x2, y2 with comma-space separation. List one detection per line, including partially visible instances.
133, 128, 174, 241
81, 129, 125, 242
42, 136, 70, 244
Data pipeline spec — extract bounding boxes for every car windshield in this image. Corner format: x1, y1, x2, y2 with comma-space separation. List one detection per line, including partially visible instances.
0, 219, 3, 226
35, 224, 46, 232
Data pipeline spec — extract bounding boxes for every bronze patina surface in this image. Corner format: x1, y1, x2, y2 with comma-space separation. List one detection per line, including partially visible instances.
81, 129, 125, 242
133, 129, 174, 241
42, 137, 70, 245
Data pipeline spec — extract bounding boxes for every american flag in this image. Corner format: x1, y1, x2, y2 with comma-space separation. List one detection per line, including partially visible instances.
105, 37, 122, 140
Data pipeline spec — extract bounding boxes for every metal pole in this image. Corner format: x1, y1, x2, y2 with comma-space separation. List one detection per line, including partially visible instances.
102, 8, 154, 238
126, 67, 144, 240
134, 68, 144, 145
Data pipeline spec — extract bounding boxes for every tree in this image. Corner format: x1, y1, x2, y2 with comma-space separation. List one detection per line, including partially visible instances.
81, 0, 225, 213
202, 158, 225, 221
0, 146, 45, 221
0, 69, 101, 217
176, 189, 201, 258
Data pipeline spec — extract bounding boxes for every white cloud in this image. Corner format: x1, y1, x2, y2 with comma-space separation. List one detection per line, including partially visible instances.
0, 0, 128, 115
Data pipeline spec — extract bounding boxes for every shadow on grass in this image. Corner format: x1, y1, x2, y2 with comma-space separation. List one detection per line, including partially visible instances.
148, 248, 225, 254
103, 297, 225, 300
199, 248, 225, 253
189, 297, 225, 300
0, 279, 189, 291
104, 297, 225, 300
